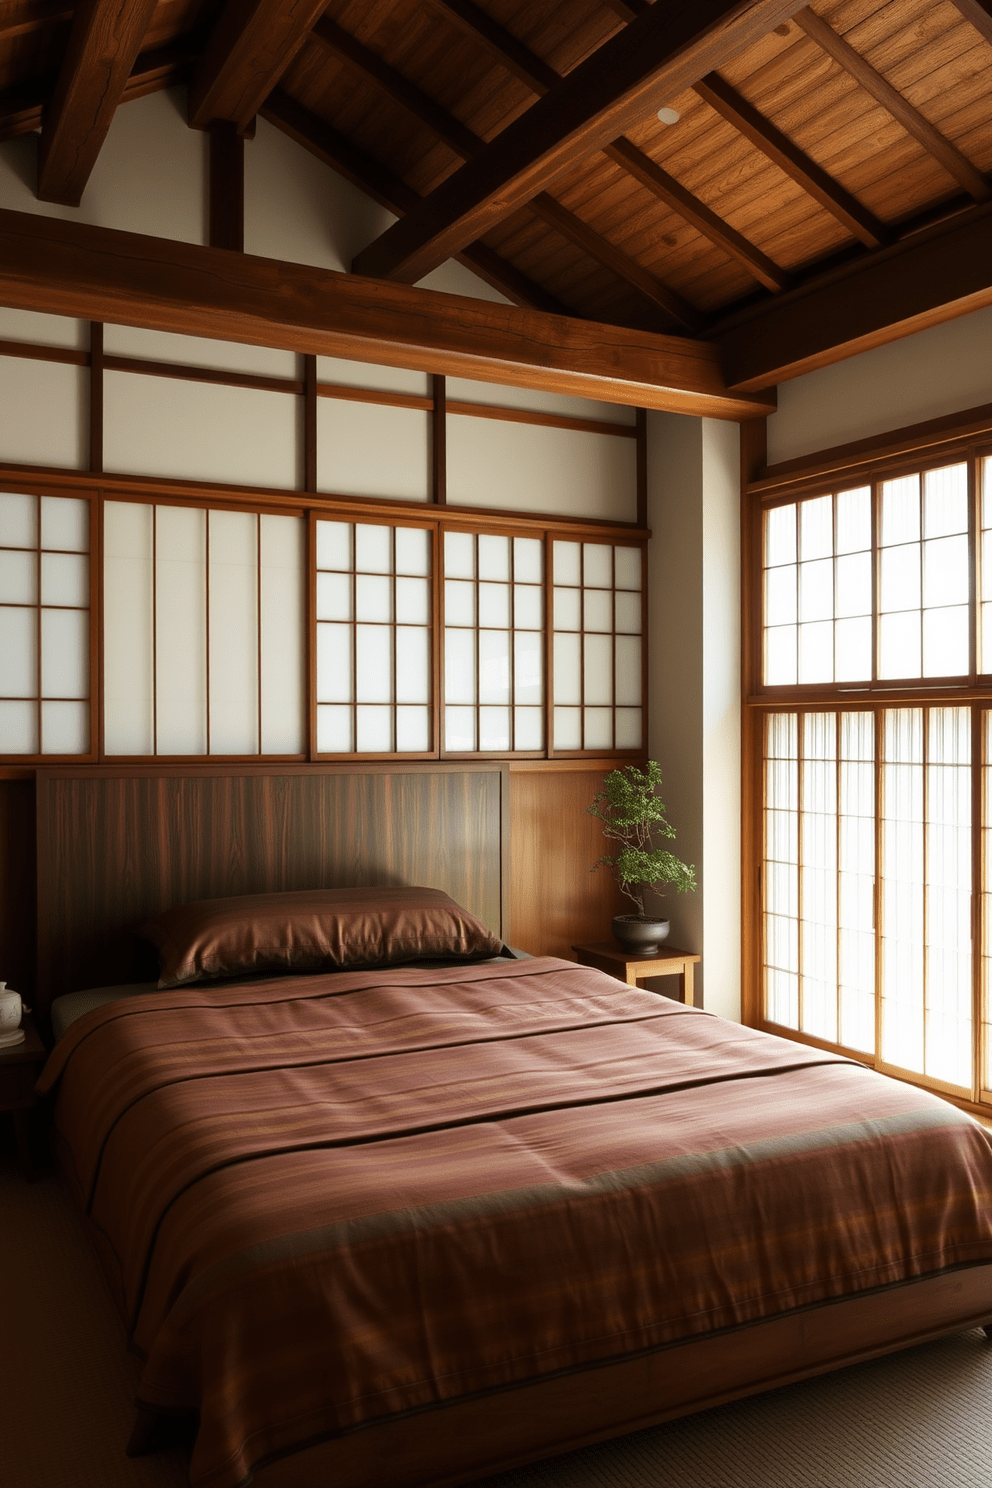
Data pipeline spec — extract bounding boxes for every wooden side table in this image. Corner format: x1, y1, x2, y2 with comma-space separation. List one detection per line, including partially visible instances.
572, 942, 702, 1006
0, 1015, 48, 1177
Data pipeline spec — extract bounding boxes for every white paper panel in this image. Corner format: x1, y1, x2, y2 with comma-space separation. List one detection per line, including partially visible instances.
317, 572, 352, 621
208, 510, 259, 754
0, 359, 86, 469
615, 635, 643, 706
445, 628, 476, 704
480, 706, 510, 751
615, 708, 642, 749
395, 527, 431, 575
479, 630, 511, 704
317, 705, 353, 753
515, 707, 543, 751
104, 501, 154, 755
553, 632, 581, 706
355, 626, 392, 702
41, 700, 88, 754
446, 377, 635, 424
260, 515, 305, 754
357, 705, 392, 752
156, 505, 207, 755
0, 552, 36, 605
40, 608, 88, 698
514, 585, 542, 630
514, 632, 543, 704
105, 372, 297, 489
41, 495, 88, 552
396, 706, 430, 752
444, 531, 475, 579
0, 608, 36, 696
395, 627, 430, 704
0, 493, 37, 548
317, 401, 430, 501
396, 577, 429, 625
584, 707, 613, 749
356, 574, 392, 621
41, 552, 88, 608
553, 707, 581, 750
0, 701, 36, 753
0, 308, 86, 349
584, 633, 613, 706
445, 705, 475, 751
448, 416, 637, 520
316, 521, 352, 571
613, 546, 642, 590
553, 542, 581, 585
103, 324, 298, 378
316, 623, 352, 702
316, 357, 429, 396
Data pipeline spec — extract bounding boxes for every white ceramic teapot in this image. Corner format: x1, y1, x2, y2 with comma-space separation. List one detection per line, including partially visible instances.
0, 982, 29, 1041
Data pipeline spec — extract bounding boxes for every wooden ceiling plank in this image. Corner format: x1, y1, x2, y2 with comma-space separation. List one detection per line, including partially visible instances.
311, 16, 700, 331
794, 6, 990, 203
720, 201, 992, 389
0, 2, 73, 43
421, 4, 788, 296
349, 0, 809, 284
693, 71, 889, 249
188, 0, 333, 132
951, 0, 992, 45
0, 205, 775, 419
603, 137, 789, 290
260, 90, 573, 316
36, 0, 159, 206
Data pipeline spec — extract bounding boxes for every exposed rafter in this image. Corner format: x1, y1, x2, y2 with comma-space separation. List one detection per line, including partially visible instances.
0, 2, 73, 43
720, 202, 992, 389
350, 0, 806, 284
37, 0, 158, 205
952, 0, 992, 45
795, 7, 990, 203
261, 90, 573, 316
0, 42, 195, 143
0, 206, 775, 418
693, 72, 889, 249
312, 16, 702, 331
424, 3, 789, 293
188, 0, 332, 132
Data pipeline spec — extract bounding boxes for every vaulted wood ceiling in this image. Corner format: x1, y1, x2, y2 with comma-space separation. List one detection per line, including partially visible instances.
2, 0, 992, 398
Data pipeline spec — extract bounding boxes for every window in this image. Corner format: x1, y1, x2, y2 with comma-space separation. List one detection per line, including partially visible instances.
0, 492, 91, 755
551, 540, 644, 752
751, 443, 992, 1111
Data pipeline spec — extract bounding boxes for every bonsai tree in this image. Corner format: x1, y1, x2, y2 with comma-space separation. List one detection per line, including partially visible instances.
589, 761, 696, 916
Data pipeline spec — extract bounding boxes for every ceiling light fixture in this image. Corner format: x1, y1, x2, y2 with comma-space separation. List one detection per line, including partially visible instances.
656, 107, 680, 125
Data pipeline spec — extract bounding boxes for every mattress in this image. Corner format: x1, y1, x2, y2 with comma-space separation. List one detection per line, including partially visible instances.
37, 956, 992, 1488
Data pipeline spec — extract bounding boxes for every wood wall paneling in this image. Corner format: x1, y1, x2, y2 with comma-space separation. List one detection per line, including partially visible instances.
35, 767, 505, 1013
508, 766, 627, 959
0, 779, 36, 1004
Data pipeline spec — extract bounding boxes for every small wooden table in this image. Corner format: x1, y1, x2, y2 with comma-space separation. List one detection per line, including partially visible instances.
572, 942, 701, 1006
0, 1015, 47, 1177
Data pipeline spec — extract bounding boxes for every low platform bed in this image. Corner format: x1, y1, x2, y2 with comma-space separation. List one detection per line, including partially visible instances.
38, 941, 992, 1488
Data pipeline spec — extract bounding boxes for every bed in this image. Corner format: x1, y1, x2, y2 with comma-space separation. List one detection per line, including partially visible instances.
37, 883, 992, 1488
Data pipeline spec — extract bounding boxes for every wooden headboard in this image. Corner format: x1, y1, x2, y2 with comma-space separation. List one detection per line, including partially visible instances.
35, 764, 506, 1016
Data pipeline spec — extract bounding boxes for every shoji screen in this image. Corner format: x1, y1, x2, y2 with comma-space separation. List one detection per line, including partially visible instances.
551, 540, 644, 752
104, 500, 305, 756
315, 518, 432, 755
442, 530, 544, 753
0, 491, 91, 755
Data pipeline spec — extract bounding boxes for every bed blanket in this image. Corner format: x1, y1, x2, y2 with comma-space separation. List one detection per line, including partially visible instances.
37, 957, 992, 1488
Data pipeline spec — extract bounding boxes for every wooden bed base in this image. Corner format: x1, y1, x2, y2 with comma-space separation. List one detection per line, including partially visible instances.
250, 1266, 992, 1488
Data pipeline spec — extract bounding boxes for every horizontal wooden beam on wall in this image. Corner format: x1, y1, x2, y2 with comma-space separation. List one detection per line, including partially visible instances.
0, 207, 774, 419
721, 202, 992, 390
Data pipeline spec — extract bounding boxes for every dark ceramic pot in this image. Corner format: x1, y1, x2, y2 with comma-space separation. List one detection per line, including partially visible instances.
612, 915, 671, 955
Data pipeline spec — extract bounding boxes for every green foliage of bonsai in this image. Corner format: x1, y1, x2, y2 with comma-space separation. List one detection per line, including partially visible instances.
589, 761, 696, 915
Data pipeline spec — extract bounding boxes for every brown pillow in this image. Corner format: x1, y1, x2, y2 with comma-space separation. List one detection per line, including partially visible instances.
141, 886, 504, 989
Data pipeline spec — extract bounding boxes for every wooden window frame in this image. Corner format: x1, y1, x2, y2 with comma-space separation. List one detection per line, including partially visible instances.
742, 406, 992, 1121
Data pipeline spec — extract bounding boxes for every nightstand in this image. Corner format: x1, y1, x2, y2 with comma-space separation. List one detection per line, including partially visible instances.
572, 942, 701, 1006
0, 1015, 48, 1177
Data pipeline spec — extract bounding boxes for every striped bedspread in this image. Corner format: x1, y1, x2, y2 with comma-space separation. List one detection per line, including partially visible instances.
38, 957, 992, 1488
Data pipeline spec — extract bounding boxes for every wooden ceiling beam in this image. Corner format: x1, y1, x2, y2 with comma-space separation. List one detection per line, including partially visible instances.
261, 90, 572, 316
0, 42, 194, 143
720, 202, 992, 389
424, 4, 789, 294
36, 0, 159, 206
350, 0, 807, 284
313, 17, 701, 331
795, 7, 990, 203
0, 206, 775, 418
0, 2, 73, 43
693, 72, 888, 249
188, 0, 332, 132
951, 0, 992, 45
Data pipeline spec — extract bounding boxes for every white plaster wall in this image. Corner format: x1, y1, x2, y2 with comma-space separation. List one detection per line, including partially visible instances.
104, 372, 299, 488
448, 417, 637, 521
0, 308, 87, 350
446, 376, 635, 425
0, 357, 87, 469
0, 90, 206, 243
767, 305, 992, 464
104, 324, 298, 378
646, 412, 741, 1022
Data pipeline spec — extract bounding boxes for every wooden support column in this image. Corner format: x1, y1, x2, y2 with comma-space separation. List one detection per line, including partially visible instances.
303, 353, 317, 493
635, 408, 647, 528
432, 374, 447, 505
209, 120, 245, 252
89, 320, 103, 473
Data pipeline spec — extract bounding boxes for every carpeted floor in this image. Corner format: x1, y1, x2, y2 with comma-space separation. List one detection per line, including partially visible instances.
4, 1137, 992, 1488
